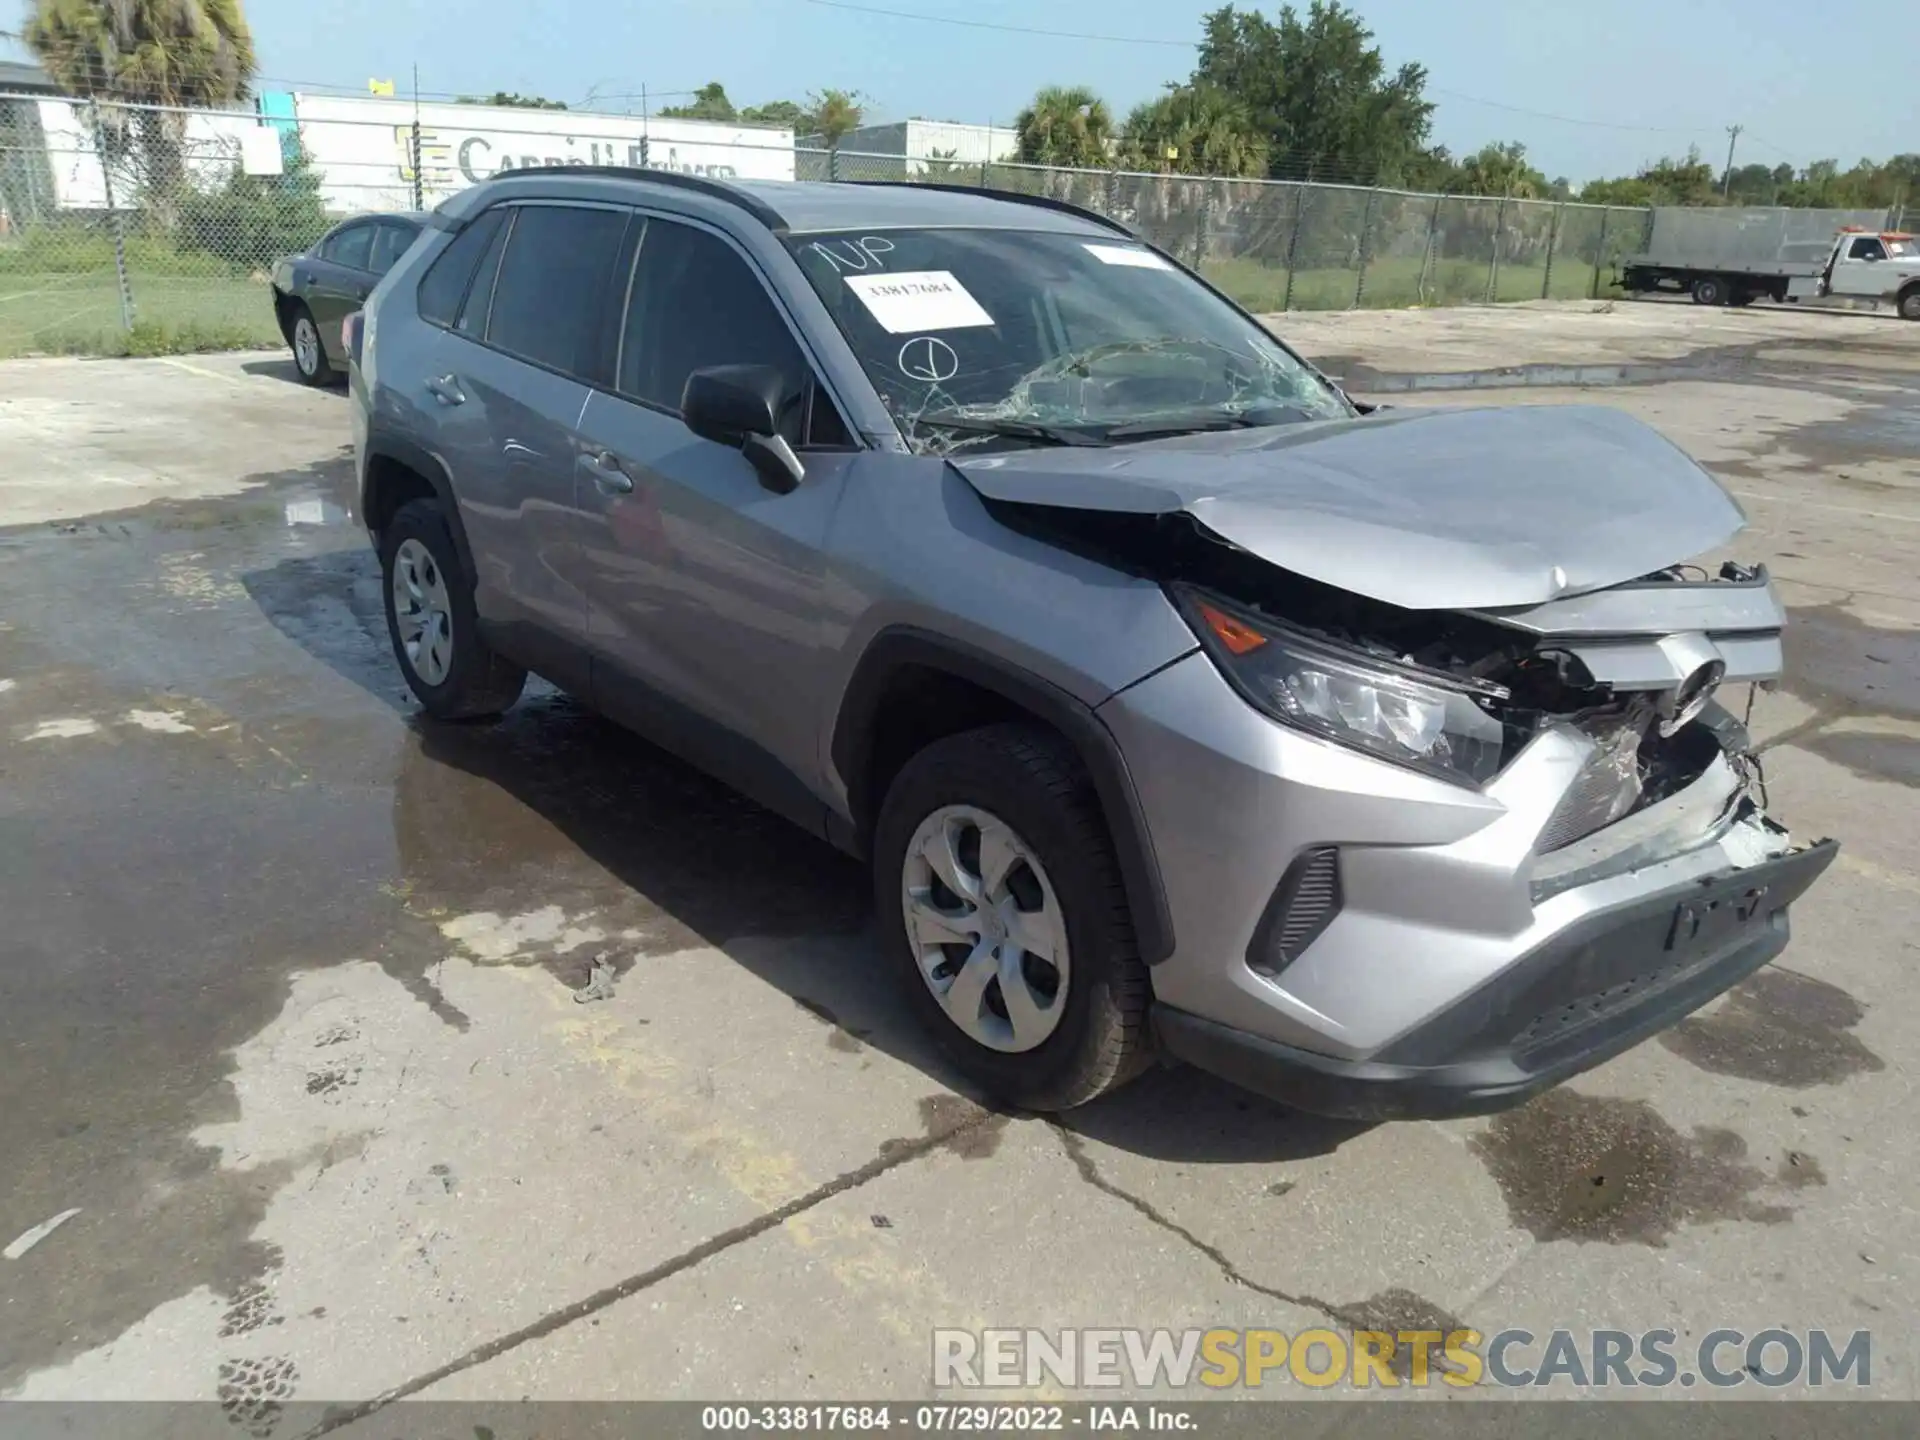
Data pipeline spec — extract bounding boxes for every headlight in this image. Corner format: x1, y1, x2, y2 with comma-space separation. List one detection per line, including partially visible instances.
1174, 586, 1507, 786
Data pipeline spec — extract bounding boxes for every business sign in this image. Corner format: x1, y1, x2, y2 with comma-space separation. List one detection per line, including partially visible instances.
286, 95, 795, 213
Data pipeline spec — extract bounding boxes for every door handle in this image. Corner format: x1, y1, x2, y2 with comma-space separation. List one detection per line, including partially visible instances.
580, 448, 634, 494
425, 375, 465, 406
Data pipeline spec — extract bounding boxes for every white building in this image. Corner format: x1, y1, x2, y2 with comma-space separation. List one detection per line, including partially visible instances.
282, 95, 796, 213
826, 119, 1020, 174
22, 90, 796, 214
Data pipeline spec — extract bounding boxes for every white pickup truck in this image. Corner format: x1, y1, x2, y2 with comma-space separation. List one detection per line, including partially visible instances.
1620, 216, 1920, 319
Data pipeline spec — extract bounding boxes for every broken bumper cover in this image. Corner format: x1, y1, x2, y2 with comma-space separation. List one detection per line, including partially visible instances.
1153, 838, 1839, 1120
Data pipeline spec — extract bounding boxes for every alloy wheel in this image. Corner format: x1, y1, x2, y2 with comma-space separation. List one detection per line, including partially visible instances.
294, 316, 321, 376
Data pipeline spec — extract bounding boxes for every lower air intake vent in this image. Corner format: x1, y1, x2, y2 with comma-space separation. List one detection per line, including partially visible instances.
1247, 847, 1342, 978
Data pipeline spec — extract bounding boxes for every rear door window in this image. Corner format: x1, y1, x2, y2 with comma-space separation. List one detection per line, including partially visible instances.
368, 221, 420, 276
455, 211, 514, 337
483, 204, 630, 382
417, 208, 507, 327
323, 223, 374, 271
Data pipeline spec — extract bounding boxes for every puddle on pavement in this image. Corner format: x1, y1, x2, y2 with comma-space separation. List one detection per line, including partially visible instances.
1660, 969, 1885, 1087
0, 470, 872, 1391
393, 693, 870, 955
1469, 1089, 1818, 1246
1782, 604, 1920, 719
880, 1094, 1007, 1162
1801, 730, 1920, 786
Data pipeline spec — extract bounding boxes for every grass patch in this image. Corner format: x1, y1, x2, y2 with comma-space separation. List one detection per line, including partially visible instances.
0, 270, 280, 358
1202, 252, 1619, 313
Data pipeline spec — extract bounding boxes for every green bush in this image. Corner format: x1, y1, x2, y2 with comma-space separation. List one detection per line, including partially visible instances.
175, 140, 331, 272
0, 221, 230, 277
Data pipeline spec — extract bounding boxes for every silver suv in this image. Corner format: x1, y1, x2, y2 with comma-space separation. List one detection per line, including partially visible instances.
349, 168, 1836, 1118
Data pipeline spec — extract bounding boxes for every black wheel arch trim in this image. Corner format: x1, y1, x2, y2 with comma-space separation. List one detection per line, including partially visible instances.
362, 428, 477, 582
831, 627, 1175, 965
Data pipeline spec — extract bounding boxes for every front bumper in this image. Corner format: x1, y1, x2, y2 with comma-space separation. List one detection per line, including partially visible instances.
1097, 651, 1838, 1117
1154, 839, 1837, 1119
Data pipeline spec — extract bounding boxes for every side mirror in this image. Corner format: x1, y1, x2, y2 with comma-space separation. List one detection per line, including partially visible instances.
681, 364, 805, 494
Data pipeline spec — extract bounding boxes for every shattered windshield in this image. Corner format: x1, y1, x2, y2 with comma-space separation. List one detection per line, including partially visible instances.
784, 226, 1352, 454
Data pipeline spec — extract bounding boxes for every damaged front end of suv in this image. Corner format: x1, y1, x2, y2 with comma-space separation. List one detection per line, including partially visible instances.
958, 401, 1838, 1118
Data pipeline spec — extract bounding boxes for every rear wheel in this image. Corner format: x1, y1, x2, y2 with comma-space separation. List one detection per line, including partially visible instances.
1691, 275, 1729, 306
873, 724, 1151, 1111
1899, 287, 1920, 322
289, 303, 335, 386
379, 499, 526, 720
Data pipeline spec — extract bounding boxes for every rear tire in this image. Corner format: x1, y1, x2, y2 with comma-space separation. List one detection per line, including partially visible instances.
288, 303, 335, 386
379, 499, 526, 720
874, 724, 1151, 1111
1899, 287, 1920, 322
1691, 275, 1728, 306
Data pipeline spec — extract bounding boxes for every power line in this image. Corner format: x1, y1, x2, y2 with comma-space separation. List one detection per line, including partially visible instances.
1426, 87, 1718, 136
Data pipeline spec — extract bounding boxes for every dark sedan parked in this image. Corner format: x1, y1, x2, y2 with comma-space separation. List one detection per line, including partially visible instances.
271, 212, 424, 385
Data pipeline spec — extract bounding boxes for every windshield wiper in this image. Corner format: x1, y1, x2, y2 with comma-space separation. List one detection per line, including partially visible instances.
1098, 405, 1316, 441
912, 412, 1107, 448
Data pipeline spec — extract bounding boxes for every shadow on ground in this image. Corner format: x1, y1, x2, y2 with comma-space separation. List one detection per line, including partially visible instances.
241, 546, 1370, 1162
239, 356, 348, 392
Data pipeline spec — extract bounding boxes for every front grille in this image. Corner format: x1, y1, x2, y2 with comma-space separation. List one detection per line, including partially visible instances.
1246, 847, 1342, 978
1536, 726, 1644, 852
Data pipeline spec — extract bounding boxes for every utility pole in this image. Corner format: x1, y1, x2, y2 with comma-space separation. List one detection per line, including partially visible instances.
409, 63, 423, 210
1722, 124, 1743, 198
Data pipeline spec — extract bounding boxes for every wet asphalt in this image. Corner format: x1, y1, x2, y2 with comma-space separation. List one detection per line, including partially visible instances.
2, 307, 1916, 1412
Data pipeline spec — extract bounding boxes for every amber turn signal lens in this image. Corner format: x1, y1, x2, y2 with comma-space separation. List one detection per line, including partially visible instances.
1197, 601, 1269, 656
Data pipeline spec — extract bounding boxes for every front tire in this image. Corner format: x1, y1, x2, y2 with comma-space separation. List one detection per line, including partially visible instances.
1899, 287, 1920, 322
288, 303, 335, 386
874, 724, 1151, 1111
379, 499, 526, 720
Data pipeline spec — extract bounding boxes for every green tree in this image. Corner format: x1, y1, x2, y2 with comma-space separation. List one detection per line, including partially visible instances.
1580, 149, 1720, 207
740, 99, 806, 128
1193, 1, 1433, 183
1449, 141, 1547, 198
24, 0, 256, 213
806, 88, 866, 151
660, 81, 736, 122
1119, 82, 1267, 177
177, 134, 327, 270
914, 147, 969, 181
1400, 144, 1460, 193
1014, 85, 1114, 168
457, 92, 567, 110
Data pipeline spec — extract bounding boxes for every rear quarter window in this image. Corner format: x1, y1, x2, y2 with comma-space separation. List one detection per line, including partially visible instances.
416, 209, 507, 327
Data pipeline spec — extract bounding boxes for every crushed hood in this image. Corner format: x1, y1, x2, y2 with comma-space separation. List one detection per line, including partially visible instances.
954, 404, 1746, 610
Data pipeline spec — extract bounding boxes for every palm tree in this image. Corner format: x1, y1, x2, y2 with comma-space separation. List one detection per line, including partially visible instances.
1120, 84, 1266, 179
1014, 86, 1113, 170
24, 0, 255, 214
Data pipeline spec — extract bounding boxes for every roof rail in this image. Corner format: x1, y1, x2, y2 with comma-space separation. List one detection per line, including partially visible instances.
842, 179, 1137, 238
483, 165, 788, 232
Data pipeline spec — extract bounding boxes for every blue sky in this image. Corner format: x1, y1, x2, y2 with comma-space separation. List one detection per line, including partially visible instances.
12, 0, 1908, 182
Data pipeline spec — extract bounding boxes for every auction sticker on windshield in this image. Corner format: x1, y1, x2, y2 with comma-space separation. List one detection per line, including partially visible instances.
1084, 243, 1173, 269
844, 271, 994, 333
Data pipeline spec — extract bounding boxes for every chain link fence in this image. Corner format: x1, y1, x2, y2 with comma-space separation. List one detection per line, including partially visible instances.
0, 92, 1898, 358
